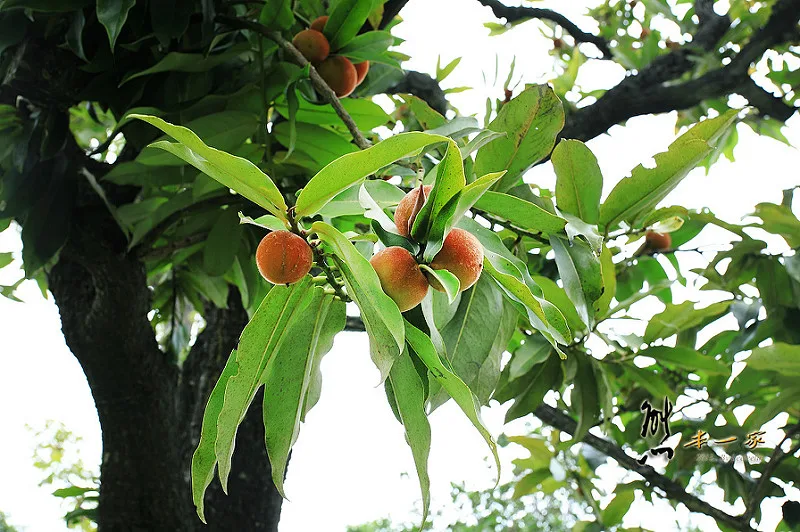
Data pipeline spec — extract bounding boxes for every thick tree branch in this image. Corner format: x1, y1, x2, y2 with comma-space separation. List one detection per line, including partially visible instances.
561, 0, 799, 141
386, 70, 448, 115
533, 404, 756, 532
215, 15, 372, 150
744, 424, 800, 522
475, 0, 612, 59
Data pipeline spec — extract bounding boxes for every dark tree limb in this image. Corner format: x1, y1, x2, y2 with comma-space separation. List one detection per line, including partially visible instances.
743, 424, 800, 523
386, 70, 449, 115
378, 0, 412, 30
533, 404, 756, 532
475, 0, 613, 59
561, 0, 799, 141
48, 169, 192, 529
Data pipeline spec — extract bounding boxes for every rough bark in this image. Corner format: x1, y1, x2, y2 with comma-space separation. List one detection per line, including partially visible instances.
45, 162, 283, 530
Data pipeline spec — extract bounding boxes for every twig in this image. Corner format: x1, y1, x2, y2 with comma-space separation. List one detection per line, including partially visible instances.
534, 403, 756, 531
472, 209, 549, 245
215, 15, 372, 150
475, 0, 613, 59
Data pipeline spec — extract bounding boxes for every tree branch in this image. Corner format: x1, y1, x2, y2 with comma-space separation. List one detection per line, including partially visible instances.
533, 403, 756, 532
475, 0, 612, 59
215, 15, 372, 150
744, 424, 800, 522
561, 0, 799, 142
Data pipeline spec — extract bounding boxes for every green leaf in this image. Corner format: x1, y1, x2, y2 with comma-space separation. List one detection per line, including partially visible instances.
602, 490, 635, 528
753, 203, 800, 248
643, 345, 728, 374
410, 139, 465, 246
552, 139, 603, 224
137, 111, 259, 167
238, 213, 287, 232
474, 191, 567, 235
594, 245, 616, 316
97, 0, 136, 50
324, 0, 373, 50
203, 209, 242, 277
572, 355, 600, 441
400, 95, 446, 129
626, 366, 678, 402
263, 291, 345, 497
359, 183, 396, 231
215, 279, 316, 492
130, 114, 287, 221
599, 110, 739, 232
191, 348, 241, 522
549, 235, 602, 328
530, 275, 585, 335
483, 250, 570, 346
474, 85, 565, 192
274, 122, 358, 167
386, 347, 432, 527
259, 0, 293, 29
275, 96, 391, 131
452, 171, 505, 221
120, 42, 250, 85
318, 179, 404, 218
405, 321, 501, 483
746, 343, 800, 376
419, 265, 460, 304
436, 56, 461, 82
338, 31, 395, 63
312, 221, 404, 381
295, 132, 448, 217
429, 275, 510, 408
52, 486, 97, 498
643, 300, 731, 343
504, 354, 562, 422
0, 252, 13, 270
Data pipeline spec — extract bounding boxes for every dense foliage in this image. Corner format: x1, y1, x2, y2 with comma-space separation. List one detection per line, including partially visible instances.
1, 0, 799, 531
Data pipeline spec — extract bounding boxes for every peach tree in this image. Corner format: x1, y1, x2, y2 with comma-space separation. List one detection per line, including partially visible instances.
1, 0, 799, 531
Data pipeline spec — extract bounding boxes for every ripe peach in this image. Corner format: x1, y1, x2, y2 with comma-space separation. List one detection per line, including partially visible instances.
317, 56, 358, 97
310, 15, 328, 33
292, 29, 330, 64
428, 228, 484, 292
394, 185, 432, 237
645, 231, 671, 251
354, 61, 369, 85
256, 230, 313, 285
369, 246, 429, 312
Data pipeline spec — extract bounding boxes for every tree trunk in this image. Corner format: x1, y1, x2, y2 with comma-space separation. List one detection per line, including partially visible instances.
47, 187, 283, 530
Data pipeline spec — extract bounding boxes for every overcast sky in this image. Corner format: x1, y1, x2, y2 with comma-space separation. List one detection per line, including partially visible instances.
1, 1, 798, 531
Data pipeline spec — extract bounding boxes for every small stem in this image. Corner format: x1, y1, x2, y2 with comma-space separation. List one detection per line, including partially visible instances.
215, 15, 372, 150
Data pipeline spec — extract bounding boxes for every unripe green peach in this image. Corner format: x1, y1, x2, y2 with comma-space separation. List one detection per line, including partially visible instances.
394, 185, 432, 237
292, 29, 330, 64
645, 231, 671, 251
369, 246, 429, 312
317, 56, 358, 97
310, 15, 328, 32
428, 228, 484, 292
256, 230, 313, 285
354, 61, 370, 85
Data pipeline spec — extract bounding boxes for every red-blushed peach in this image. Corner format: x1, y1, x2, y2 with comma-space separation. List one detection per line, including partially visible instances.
292, 29, 330, 64
256, 230, 313, 285
310, 15, 328, 32
369, 246, 429, 312
394, 185, 432, 237
354, 61, 369, 85
316, 56, 358, 97
645, 231, 671, 251
428, 228, 484, 292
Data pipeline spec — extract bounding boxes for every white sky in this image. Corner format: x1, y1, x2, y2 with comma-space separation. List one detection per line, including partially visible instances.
1, 0, 799, 531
